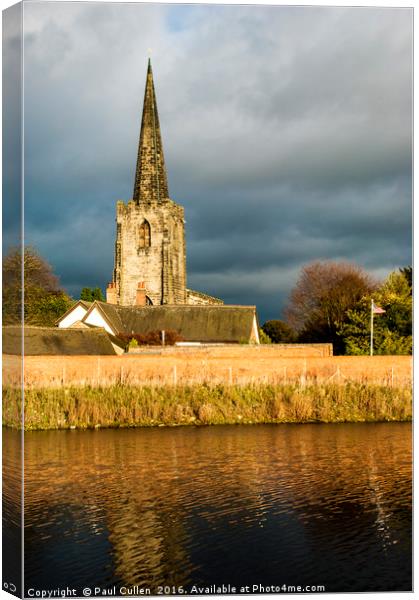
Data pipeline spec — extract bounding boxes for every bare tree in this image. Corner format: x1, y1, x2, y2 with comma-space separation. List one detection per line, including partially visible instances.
284, 261, 377, 353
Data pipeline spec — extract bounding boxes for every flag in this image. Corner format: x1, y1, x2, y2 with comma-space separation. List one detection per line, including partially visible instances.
372, 301, 386, 315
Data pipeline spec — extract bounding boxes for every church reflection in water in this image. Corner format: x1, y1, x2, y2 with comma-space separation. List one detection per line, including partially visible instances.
9, 422, 411, 592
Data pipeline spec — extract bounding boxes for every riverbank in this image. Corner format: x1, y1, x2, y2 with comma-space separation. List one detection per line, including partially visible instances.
3, 382, 412, 430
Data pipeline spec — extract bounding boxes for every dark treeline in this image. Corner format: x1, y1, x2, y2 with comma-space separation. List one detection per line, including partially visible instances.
262, 262, 412, 355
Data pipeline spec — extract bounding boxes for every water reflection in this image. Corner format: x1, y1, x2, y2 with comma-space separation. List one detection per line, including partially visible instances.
3, 428, 22, 596
16, 423, 412, 592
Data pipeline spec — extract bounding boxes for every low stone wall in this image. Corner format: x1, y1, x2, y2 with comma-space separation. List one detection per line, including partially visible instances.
129, 343, 333, 358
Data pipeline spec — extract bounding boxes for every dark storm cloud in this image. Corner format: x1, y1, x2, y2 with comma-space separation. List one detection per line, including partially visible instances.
20, 3, 412, 322
3, 3, 23, 252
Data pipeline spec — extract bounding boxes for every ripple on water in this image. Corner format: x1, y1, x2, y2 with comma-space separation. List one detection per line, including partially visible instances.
3, 422, 411, 592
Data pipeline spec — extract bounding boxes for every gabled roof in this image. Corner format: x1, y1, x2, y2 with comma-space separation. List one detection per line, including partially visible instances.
84, 302, 257, 343
3, 326, 119, 356
79, 300, 93, 310
54, 299, 92, 325
83, 301, 126, 334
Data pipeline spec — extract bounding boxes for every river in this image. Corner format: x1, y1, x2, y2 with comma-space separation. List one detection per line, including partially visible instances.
4, 423, 412, 594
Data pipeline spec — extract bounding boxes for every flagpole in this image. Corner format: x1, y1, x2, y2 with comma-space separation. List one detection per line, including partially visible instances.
370, 299, 374, 356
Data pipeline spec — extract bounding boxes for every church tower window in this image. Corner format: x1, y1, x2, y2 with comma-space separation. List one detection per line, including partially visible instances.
139, 220, 151, 249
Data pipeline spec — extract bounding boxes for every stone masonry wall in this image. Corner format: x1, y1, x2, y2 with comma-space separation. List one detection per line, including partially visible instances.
114, 198, 186, 306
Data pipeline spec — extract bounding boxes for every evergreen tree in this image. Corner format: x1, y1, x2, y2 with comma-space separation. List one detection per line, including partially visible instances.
80, 287, 104, 302
399, 266, 412, 290
262, 320, 296, 343
259, 329, 272, 344
340, 270, 412, 355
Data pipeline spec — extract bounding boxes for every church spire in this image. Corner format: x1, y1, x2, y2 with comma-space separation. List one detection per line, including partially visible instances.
133, 59, 169, 203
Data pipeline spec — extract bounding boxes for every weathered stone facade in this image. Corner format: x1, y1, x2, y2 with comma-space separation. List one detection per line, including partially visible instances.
110, 59, 221, 307
114, 198, 186, 306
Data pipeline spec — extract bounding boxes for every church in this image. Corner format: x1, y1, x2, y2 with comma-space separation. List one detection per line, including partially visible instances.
57, 60, 260, 346
106, 59, 223, 308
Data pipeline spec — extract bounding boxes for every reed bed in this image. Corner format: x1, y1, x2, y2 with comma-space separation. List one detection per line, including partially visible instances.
3, 353, 412, 389
3, 382, 412, 430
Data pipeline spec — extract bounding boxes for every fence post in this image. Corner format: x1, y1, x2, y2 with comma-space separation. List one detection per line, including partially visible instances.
300, 360, 306, 387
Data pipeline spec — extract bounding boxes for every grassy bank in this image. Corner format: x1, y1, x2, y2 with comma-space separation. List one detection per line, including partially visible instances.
2, 382, 412, 430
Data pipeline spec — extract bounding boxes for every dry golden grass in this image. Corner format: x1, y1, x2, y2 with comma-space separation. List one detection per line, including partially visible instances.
3, 382, 412, 430
3, 348, 412, 389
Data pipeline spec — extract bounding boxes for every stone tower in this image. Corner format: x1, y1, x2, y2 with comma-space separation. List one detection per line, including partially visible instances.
109, 59, 187, 306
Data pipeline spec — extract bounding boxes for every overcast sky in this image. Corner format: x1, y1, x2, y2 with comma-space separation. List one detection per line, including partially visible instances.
5, 2, 412, 322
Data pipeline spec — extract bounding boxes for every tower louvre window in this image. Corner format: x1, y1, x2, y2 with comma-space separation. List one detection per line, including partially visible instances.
139, 220, 151, 248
